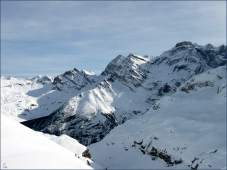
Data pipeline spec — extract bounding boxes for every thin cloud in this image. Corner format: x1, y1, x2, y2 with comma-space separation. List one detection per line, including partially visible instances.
1, 1, 226, 76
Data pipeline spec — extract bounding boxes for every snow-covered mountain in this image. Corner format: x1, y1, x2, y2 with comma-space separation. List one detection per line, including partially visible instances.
30, 75, 53, 84
89, 65, 226, 169
22, 42, 226, 145
1, 41, 226, 169
52, 68, 96, 91
1, 70, 96, 122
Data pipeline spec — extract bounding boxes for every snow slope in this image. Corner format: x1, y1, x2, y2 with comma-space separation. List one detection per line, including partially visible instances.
1, 69, 95, 122
1, 114, 92, 169
88, 66, 226, 169
44, 133, 101, 169
0, 76, 66, 122
1, 77, 44, 121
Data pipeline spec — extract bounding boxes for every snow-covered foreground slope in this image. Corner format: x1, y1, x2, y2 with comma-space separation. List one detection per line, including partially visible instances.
1, 114, 92, 169
89, 66, 226, 169
44, 134, 101, 169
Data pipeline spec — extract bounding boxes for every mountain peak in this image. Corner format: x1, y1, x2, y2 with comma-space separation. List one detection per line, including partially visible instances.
81, 69, 96, 76
101, 53, 149, 87
175, 41, 194, 48
127, 53, 149, 62
30, 75, 52, 84
52, 68, 92, 91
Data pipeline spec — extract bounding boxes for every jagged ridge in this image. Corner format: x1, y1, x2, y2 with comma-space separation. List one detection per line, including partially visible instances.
22, 42, 227, 146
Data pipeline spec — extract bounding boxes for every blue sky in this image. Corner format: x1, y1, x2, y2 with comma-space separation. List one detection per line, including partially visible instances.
1, 1, 226, 77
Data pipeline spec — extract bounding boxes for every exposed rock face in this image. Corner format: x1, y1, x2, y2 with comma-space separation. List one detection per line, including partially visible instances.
101, 54, 149, 87
155, 42, 226, 74
22, 42, 227, 146
31, 75, 53, 84
52, 68, 94, 91
22, 108, 117, 145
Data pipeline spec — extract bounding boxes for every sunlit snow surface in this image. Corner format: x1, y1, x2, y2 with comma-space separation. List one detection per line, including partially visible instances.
1, 77, 64, 121
89, 66, 226, 169
1, 114, 92, 169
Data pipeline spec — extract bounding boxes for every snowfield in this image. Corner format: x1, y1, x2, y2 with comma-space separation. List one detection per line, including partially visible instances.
44, 133, 101, 169
1, 114, 92, 169
0, 74, 93, 122
0, 76, 65, 122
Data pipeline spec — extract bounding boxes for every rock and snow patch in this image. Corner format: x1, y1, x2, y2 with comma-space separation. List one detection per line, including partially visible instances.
88, 66, 226, 169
